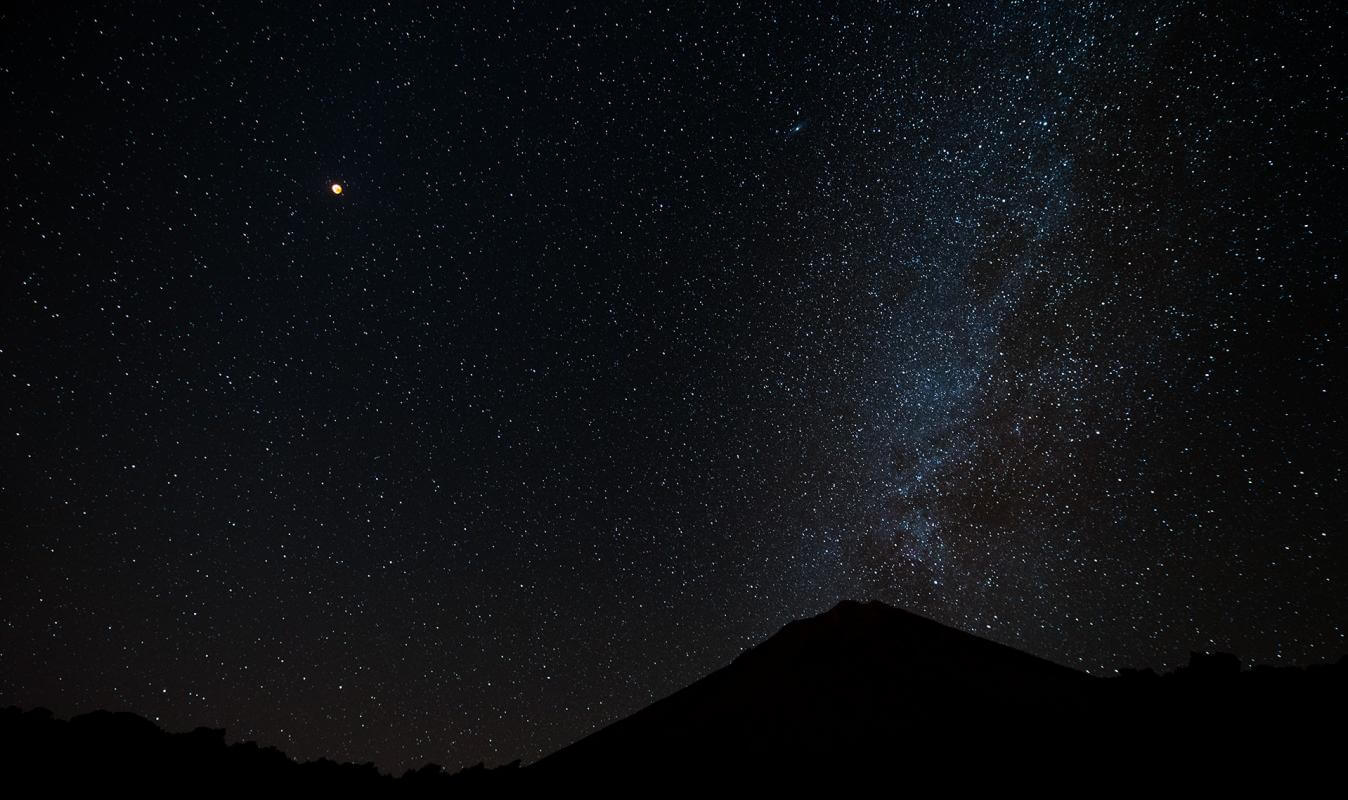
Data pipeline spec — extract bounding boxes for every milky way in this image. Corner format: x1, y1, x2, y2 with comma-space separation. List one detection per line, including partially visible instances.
2, 0, 1343, 773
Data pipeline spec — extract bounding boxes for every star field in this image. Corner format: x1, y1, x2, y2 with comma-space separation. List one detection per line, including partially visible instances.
2, 0, 1344, 772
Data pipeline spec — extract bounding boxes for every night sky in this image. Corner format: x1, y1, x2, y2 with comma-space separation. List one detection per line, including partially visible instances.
2, 0, 1344, 772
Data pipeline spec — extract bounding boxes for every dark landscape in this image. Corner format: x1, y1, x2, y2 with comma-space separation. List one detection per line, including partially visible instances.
6, 601, 1344, 788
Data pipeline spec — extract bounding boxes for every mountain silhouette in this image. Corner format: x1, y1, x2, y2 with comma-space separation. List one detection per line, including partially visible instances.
4, 600, 1344, 789
535, 599, 1345, 783
536, 599, 1094, 775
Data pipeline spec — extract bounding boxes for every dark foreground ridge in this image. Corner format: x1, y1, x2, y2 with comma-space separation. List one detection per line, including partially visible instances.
5, 600, 1345, 789
0, 706, 520, 793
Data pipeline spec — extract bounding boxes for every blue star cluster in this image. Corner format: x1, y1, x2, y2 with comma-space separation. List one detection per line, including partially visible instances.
2, 0, 1343, 773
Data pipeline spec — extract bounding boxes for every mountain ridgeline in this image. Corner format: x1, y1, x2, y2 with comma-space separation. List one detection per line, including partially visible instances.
5, 601, 1343, 788
537, 600, 1345, 780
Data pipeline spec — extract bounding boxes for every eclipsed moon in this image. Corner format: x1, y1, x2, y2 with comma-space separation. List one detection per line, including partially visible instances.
331, 183, 343, 195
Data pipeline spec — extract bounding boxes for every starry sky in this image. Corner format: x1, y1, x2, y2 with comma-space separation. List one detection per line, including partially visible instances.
2, 0, 1344, 773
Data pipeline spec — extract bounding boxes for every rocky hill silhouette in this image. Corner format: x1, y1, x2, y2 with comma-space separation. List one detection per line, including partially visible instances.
4, 600, 1344, 789
0, 705, 521, 793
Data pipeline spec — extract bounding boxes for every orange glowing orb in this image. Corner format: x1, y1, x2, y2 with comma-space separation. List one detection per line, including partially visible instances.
331, 183, 343, 195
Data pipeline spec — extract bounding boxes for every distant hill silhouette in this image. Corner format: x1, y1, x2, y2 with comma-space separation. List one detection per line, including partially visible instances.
0, 705, 521, 793
4, 600, 1344, 789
